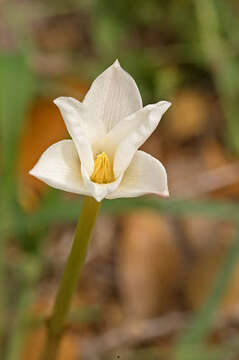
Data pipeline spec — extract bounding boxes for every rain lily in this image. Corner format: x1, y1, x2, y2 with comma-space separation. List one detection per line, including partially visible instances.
32, 61, 171, 359
30, 60, 171, 202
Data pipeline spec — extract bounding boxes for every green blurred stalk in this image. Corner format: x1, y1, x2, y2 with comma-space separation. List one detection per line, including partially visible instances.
0, 52, 35, 355
6, 256, 41, 360
193, 0, 239, 152
175, 225, 239, 360
0, 198, 11, 349
0, 186, 16, 352
22, 195, 239, 235
41, 196, 100, 360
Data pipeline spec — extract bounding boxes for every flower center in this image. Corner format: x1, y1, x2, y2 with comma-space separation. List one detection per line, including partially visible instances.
90, 152, 115, 184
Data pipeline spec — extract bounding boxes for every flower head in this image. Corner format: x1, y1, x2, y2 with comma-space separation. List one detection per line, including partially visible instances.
30, 60, 171, 202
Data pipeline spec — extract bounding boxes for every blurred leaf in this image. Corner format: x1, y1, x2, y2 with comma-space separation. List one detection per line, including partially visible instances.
175, 226, 239, 360
6, 256, 41, 360
103, 197, 239, 221
0, 52, 36, 356
193, 0, 239, 153
0, 53, 36, 174
13, 194, 239, 237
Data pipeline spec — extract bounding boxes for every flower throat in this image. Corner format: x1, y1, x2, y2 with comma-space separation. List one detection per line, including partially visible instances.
90, 152, 115, 184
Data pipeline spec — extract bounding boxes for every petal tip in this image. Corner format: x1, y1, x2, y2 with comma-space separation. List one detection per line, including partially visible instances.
160, 100, 172, 111
53, 96, 73, 106
29, 165, 41, 180
53, 97, 66, 109
53, 97, 62, 105
29, 168, 35, 177
165, 101, 172, 110
163, 189, 170, 197
92, 193, 105, 202
113, 59, 120, 68
151, 100, 172, 118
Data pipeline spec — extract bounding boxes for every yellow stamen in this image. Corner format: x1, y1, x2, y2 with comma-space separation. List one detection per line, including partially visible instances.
90, 152, 115, 184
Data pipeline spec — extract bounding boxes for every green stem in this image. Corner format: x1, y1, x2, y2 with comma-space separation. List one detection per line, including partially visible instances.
41, 196, 101, 360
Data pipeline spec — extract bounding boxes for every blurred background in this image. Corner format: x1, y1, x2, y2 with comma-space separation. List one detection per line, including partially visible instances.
1, 0, 239, 359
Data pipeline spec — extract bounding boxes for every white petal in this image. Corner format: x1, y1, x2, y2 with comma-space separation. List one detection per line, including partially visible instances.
29, 140, 90, 196
81, 165, 123, 202
106, 151, 169, 199
83, 60, 143, 133
107, 101, 171, 178
54, 97, 97, 175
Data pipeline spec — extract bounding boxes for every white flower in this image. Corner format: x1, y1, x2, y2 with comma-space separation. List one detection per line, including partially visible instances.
30, 60, 171, 202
